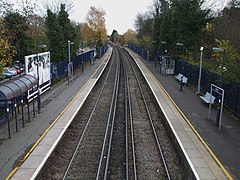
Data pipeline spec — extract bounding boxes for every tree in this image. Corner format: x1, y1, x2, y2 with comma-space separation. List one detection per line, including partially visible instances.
212, 39, 240, 83
123, 29, 139, 45
58, 4, 79, 58
0, 0, 13, 16
213, 3, 240, 49
42, 0, 74, 14
0, 18, 15, 72
152, 0, 169, 51
80, 22, 95, 43
159, 0, 210, 60
85, 6, 107, 47
134, 12, 154, 48
45, 9, 65, 62
3, 12, 34, 63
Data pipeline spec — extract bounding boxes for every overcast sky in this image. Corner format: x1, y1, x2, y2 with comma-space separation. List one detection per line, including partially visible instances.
12, 0, 152, 35
12, 0, 230, 35
69, 0, 153, 35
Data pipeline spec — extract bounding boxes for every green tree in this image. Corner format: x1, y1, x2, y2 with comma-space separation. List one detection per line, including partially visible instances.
3, 12, 34, 63
172, 0, 209, 60
152, 0, 169, 51
212, 39, 240, 83
58, 4, 79, 59
159, 0, 210, 60
45, 9, 65, 62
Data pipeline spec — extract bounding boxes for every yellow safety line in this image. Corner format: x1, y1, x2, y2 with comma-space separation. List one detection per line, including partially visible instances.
147, 68, 233, 180
5, 51, 110, 180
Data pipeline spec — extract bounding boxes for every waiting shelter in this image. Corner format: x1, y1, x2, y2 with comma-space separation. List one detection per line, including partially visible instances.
0, 74, 37, 138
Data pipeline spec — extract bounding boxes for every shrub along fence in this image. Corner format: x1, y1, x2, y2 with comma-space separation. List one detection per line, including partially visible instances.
128, 43, 240, 117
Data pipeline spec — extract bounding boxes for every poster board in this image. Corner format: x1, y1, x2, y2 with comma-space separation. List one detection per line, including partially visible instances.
25, 52, 51, 99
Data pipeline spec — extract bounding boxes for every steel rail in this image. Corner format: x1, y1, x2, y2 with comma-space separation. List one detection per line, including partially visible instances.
123, 50, 129, 180
95, 48, 120, 179
62, 55, 115, 180
123, 49, 138, 180
126, 51, 171, 180
103, 49, 121, 179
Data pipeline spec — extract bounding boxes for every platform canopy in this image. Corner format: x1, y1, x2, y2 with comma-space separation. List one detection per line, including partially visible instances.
0, 74, 37, 101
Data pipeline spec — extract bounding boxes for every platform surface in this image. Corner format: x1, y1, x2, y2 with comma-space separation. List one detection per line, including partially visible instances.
127, 49, 228, 179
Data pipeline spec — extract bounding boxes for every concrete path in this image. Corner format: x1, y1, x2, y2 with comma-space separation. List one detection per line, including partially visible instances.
0, 49, 111, 179
137, 53, 240, 179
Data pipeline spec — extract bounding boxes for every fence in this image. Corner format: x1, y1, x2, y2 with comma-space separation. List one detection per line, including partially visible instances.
0, 44, 109, 125
128, 43, 240, 117
50, 44, 109, 82
175, 59, 240, 116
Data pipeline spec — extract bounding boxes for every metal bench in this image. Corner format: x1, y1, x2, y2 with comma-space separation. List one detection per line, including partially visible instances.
200, 92, 215, 104
175, 73, 188, 84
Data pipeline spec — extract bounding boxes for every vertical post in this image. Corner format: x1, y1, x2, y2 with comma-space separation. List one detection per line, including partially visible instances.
67, 40, 74, 84
68, 40, 71, 64
208, 86, 212, 119
36, 44, 46, 114
196, 47, 203, 94
216, 99, 221, 127
18, 48, 21, 76
6, 102, 11, 138
219, 91, 224, 131
33, 93, 35, 117
14, 99, 18, 132
82, 61, 84, 73
176, 42, 185, 92
212, 47, 226, 88
180, 75, 183, 91
147, 50, 150, 62
36, 47, 41, 114
222, 50, 226, 88
21, 97, 24, 127
161, 41, 167, 55
27, 96, 30, 122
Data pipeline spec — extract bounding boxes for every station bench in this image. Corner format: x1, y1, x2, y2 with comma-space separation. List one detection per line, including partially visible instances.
200, 92, 215, 104
175, 73, 188, 84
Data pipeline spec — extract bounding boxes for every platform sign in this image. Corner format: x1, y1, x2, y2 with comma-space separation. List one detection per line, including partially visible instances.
25, 52, 51, 99
208, 84, 224, 131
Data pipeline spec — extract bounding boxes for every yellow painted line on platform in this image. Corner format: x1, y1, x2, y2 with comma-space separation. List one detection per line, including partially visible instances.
147, 68, 233, 180
5, 50, 111, 180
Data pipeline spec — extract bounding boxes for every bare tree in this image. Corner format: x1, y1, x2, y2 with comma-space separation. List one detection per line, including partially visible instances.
0, 0, 13, 15
42, 0, 75, 15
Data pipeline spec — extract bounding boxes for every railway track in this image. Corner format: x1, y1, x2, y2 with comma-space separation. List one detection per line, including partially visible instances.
37, 46, 185, 179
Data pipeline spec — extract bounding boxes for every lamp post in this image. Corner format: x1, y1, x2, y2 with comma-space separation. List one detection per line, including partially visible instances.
68, 40, 74, 64
176, 42, 184, 91
196, 47, 204, 94
212, 47, 226, 88
67, 40, 74, 84
161, 41, 167, 55
36, 44, 46, 114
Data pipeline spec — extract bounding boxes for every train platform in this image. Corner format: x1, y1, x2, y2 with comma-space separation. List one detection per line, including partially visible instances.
2, 46, 238, 179
127, 48, 240, 179
0, 47, 112, 179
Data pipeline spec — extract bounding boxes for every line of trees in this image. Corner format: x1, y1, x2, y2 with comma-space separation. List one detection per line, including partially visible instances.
123, 0, 240, 83
0, 0, 107, 73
